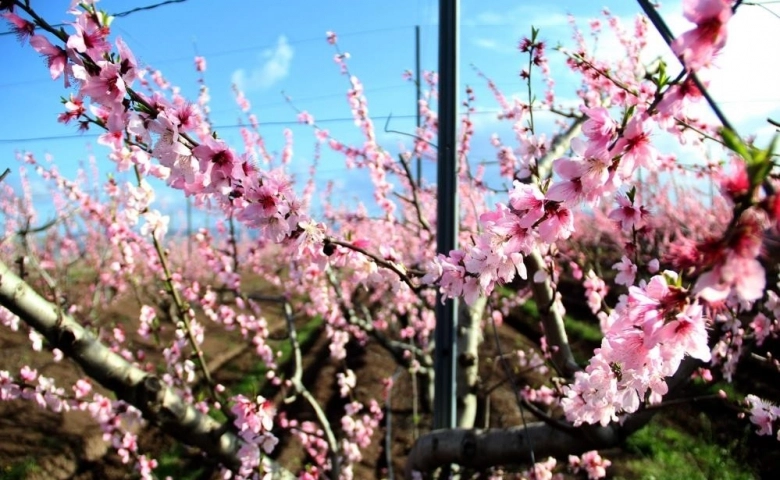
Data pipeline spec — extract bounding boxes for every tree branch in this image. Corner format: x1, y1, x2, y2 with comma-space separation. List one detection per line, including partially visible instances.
324, 268, 432, 370
456, 297, 485, 428
282, 300, 341, 479
405, 356, 700, 477
0, 259, 244, 469
524, 250, 579, 377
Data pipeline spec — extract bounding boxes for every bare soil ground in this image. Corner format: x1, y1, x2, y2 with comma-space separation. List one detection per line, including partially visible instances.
1, 289, 779, 479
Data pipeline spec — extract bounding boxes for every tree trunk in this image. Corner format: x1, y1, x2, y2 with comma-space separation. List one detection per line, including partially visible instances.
456, 297, 485, 428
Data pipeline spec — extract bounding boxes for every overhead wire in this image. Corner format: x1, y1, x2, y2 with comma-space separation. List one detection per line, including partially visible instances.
0, 0, 190, 36
0, 109, 521, 144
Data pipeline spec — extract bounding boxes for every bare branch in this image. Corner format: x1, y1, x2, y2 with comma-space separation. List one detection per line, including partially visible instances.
325, 268, 432, 370
282, 300, 341, 479
326, 238, 423, 290
396, 153, 432, 233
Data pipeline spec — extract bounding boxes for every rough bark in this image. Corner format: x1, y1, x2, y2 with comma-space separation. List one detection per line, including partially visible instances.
0, 259, 293, 478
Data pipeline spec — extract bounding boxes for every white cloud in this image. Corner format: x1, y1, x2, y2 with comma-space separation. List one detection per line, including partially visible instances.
473, 37, 514, 53
472, 6, 570, 30
474, 11, 505, 26
231, 35, 294, 91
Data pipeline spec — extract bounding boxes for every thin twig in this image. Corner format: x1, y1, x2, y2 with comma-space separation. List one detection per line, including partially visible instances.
640, 393, 724, 412
326, 238, 423, 289
384, 114, 437, 150
133, 166, 221, 406
743, 2, 780, 20
282, 300, 341, 479
395, 153, 432, 233
324, 268, 431, 369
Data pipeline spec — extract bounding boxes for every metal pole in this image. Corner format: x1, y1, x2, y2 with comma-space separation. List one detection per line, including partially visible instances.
415, 25, 422, 186
434, 0, 459, 434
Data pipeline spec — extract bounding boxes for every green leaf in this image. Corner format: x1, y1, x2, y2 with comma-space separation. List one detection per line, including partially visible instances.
747, 134, 777, 187
627, 185, 637, 204
720, 128, 751, 163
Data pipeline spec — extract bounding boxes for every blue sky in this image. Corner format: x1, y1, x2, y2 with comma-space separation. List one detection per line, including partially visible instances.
2, 0, 779, 232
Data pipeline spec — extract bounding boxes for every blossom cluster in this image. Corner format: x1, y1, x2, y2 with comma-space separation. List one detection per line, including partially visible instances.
562, 273, 710, 426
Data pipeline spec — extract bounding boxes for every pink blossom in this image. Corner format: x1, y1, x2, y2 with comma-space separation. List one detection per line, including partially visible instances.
337, 369, 357, 397
509, 181, 545, 228
655, 303, 711, 361
611, 117, 657, 177
719, 157, 750, 203
613, 255, 637, 286
745, 395, 776, 437
608, 193, 648, 231
523, 457, 558, 480
570, 450, 612, 479
581, 105, 616, 148
648, 258, 660, 273
20, 366, 37, 383
695, 255, 765, 303
138, 305, 156, 338
191, 138, 242, 195
583, 270, 608, 314
2, 12, 35, 42
78, 61, 127, 106
73, 379, 92, 399
30, 35, 68, 81
194, 55, 207, 72
297, 110, 314, 125
140, 210, 169, 239
750, 312, 773, 347
135, 455, 157, 480
657, 75, 702, 122
672, 0, 732, 71
480, 204, 533, 255
66, 13, 110, 58
0, 371, 21, 400
538, 205, 574, 242
626, 273, 684, 341
546, 158, 586, 204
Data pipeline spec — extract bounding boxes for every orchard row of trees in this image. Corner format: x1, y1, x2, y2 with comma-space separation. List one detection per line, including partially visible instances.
1, 0, 779, 478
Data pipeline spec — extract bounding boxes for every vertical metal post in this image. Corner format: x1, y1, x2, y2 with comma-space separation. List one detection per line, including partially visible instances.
434, 0, 459, 433
415, 25, 422, 186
